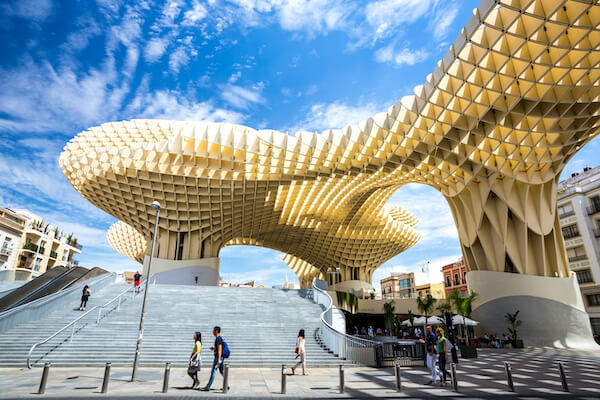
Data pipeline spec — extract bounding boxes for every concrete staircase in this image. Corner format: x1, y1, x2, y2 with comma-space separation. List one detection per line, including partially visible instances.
0, 282, 350, 367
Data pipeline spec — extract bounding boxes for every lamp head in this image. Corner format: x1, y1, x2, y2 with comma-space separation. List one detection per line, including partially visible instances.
151, 201, 161, 210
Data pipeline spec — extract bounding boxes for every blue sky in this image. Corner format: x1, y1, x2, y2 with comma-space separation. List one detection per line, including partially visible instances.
1, 0, 599, 289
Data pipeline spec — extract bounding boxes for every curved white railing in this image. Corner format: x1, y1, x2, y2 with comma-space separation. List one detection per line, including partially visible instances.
27, 282, 143, 368
311, 281, 380, 366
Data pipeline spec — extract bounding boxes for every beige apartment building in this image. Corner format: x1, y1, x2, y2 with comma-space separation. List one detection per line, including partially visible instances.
0, 207, 82, 281
557, 166, 600, 338
380, 272, 415, 299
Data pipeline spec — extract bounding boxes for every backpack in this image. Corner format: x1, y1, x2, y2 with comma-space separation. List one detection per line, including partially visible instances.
222, 339, 230, 358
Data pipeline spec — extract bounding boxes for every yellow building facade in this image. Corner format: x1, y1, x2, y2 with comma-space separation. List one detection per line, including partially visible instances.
416, 283, 446, 299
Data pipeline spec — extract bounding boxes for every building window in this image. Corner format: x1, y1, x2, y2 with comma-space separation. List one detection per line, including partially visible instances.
589, 196, 600, 215
558, 203, 574, 218
591, 318, 600, 336
62, 249, 68, 261
454, 273, 459, 285
398, 279, 411, 289
567, 246, 587, 262
33, 257, 42, 271
587, 294, 600, 306
462, 272, 466, 284
561, 224, 580, 239
576, 269, 594, 284
446, 276, 451, 287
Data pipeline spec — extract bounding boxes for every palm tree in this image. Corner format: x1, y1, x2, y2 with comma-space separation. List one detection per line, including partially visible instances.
436, 301, 452, 329
383, 301, 395, 333
504, 310, 522, 343
407, 309, 415, 336
448, 290, 478, 340
416, 294, 437, 324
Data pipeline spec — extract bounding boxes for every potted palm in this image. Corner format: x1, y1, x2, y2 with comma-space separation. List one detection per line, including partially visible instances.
504, 310, 523, 348
448, 291, 478, 358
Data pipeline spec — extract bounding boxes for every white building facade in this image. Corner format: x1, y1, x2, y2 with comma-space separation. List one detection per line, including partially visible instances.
557, 166, 600, 339
0, 206, 83, 281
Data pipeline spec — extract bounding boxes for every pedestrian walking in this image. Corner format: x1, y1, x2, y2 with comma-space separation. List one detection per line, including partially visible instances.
436, 327, 450, 386
133, 271, 142, 293
201, 326, 230, 391
419, 325, 442, 385
79, 285, 91, 311
291, 329, 308, 375
188, 332, 202, 388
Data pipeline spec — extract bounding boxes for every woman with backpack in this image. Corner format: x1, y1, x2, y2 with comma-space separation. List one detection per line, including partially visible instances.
79, 285, 91, 311
188, 332, 202, 388
291, 329, 308, 375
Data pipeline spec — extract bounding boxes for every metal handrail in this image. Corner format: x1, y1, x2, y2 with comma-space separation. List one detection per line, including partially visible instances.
311, 281, 380, 366
27, 281, 143, 368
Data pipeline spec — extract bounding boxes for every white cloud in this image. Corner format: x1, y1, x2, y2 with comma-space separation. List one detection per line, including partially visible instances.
145, 37, 170, 62
289, 101, 382, 133
374, 43, 428, 67
228, 71, 242, 84
2, 0, 53, 22
364, 0, 435, 42
220, 83, 266, 109
429, 2, 459, 40
168, 46, 190, 73
277, 0, 351, 36
182, 0, 208, 25
386, 183, 459, 245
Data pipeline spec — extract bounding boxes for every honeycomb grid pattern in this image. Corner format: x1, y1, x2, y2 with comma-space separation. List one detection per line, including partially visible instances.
62, 0, 600, 286
106, 221, 147, 264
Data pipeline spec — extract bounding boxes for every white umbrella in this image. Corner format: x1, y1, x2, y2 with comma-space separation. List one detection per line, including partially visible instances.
452, 315, 479, 326
414, 316, 444, 325
401, 319, 413, 326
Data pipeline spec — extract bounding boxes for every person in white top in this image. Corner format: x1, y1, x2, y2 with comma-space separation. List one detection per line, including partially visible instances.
291, 329, 308, 375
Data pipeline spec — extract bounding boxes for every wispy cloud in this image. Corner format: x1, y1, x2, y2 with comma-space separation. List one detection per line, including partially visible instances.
429, 2, 460, 40
374, 44, 429, 67
1, 0, 54, 22
287, 100, 383, 133
220, 83, 266, 109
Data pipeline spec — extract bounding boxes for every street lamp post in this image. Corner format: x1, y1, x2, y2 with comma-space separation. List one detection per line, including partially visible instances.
131, 201, 160, 382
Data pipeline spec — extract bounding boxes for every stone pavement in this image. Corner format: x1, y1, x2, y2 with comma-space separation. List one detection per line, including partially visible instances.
1, 349, 599, 399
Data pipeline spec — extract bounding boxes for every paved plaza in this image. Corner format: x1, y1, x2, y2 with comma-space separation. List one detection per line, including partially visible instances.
1, 349, 599, 399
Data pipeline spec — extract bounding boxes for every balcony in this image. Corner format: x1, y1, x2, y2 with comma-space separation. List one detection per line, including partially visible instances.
558, 210, 575, 218
568, 255, 587, 262
563, 231, 580, 239
23, 242, 39, 252
588, 202, 600, 215
0, 247, 11, 256
50, 250, 58, 259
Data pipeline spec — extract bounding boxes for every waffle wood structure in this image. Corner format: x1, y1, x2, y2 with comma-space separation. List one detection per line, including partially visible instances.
62, 0, 600, 346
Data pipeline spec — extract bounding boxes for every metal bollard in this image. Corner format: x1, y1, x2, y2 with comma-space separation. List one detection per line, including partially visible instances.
281, 364, 286, 394
97, 308, 102, 324
394, 361, 401, 392
162, 362, 171, 393
558, 362, 569, 392
101, 362, 111, 393
222, 362, 230, 393
450, 363, 458, 392
70, 324, 75, 343
504, 361, 514, 392
38, 362, 51, 394
339, 364, 344, 393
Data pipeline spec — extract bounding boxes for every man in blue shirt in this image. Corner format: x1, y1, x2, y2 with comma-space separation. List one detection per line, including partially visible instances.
201, 326, 230, 391
419, 325, 442, 385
